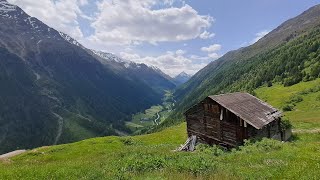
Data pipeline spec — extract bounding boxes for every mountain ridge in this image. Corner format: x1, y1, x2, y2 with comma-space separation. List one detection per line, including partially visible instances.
0, 0, 171, 154
173, 71, 191, 86
161, 3, 320, 128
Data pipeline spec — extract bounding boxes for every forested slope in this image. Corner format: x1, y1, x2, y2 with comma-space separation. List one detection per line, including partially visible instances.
163, 4, 320, 128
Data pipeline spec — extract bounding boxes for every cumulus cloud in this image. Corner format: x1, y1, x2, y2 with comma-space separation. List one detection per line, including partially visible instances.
7, 0, 218, 75
251, 30, 270, 44
88, 0, 214, 46
8, 0, 86, 39
176, 49, 186, 56
208, 53, 220, 59
199, 31, 215, 39
120, 51, 208, 76
240, 30, 270, 47
190, 55, 210, 61
201, 44, 222, 52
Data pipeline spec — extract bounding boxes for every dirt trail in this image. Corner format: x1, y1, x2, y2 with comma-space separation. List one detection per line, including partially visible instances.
292, 128, 320, 134
0, 150, 26, 160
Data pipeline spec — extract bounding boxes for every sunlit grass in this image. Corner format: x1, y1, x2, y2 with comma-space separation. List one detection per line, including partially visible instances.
1, 123, 320, 179
255, 78, 320, 129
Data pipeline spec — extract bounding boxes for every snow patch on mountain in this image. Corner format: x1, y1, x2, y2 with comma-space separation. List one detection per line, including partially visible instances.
0, 0, 16, 13
92, 50, 127, 63
173, 71, 191, 85
59, 32, 80, 46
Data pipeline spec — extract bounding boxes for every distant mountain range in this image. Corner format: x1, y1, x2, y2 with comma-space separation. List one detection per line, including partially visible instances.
0, 0, 175, 154
173, 72, 192, 86
160, 4, 320, 128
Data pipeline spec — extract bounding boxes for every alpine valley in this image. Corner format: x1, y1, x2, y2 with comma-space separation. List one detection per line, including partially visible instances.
1, 1, 320, 179
0, 0, 176, 154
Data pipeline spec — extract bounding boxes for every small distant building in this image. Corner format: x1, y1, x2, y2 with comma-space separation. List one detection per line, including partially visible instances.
184, 92, 291, 148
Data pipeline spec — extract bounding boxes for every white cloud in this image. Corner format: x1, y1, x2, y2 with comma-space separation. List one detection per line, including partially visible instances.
208, 53, 220, 60
199, 31, 215, 39
201, 44, 222, 52
190, 55, 210, 61
176, 49, 186, 56
89, 0, 214, 46
240, 30, 270, 47
251, 30, 270, 44
120, 51, 208, 76
7, 0, 218, 76
7, 0, 86, 39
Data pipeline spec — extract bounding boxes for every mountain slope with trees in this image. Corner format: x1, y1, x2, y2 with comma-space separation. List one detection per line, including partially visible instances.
0, 0, 173, 154
163, 4, 320, 127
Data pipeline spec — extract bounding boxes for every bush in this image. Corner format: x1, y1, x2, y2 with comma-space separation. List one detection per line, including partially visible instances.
124, 154, 166, 172
197, 144, 225, 156
173, 155, 217, 176
121, 152, 217, 176
120, 138, 135, 145
238, 138, 283, 153
282, 104, 294, 111
283, 77, 300, 87
280, 117, 292, 131
289, 95, 303, 104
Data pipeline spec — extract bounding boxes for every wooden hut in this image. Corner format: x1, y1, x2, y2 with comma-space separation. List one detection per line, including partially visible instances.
184, 92, 290, 148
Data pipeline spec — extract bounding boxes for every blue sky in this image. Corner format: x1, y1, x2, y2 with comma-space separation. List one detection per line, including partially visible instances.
8, 0, 320, 76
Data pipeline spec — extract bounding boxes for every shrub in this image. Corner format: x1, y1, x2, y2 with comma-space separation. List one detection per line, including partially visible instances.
124, 154, 166, 172
197, 144, 225, 156
120, 138, 135, 145
280, 117, 292, 131
289, 95, 303, 104
238, 138, 283, 153
173, 155, 217, 176
122, 152, 217, 176
282, 104, 294, 111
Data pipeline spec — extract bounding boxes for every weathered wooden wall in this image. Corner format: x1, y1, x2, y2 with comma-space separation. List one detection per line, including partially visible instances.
186, 98, 242, 147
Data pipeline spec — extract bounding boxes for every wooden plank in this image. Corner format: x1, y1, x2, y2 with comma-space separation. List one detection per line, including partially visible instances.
188, 129, 237, 147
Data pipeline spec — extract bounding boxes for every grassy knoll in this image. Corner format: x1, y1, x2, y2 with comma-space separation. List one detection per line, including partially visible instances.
1, 123, 320, 179
255, 78, 320, 129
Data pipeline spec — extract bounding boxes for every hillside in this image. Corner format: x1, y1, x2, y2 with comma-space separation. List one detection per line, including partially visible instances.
255, 78, 320, 130
0, 0, 173, 154
167, 4, 320, 126
1, 80, 320, 179
1, 125, 320, 178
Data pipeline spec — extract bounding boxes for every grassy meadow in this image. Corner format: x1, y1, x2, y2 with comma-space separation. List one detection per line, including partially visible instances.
1, 123, 320, 179
255, 78, 320, 129
1, 80, 320, 179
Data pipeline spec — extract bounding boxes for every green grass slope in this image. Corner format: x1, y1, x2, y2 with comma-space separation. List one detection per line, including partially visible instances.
256, 78, 320, 130
1, 120, 320, 179
3, 43, 317, 179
